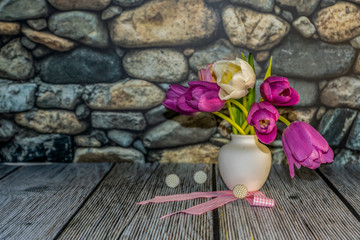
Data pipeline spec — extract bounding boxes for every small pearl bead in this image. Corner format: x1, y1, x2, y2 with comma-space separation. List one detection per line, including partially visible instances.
165, 174, 180, 188
232, 184, 248, 199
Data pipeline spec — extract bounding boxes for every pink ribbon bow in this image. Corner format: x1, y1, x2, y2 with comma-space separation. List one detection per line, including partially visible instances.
137, 190, 275, 219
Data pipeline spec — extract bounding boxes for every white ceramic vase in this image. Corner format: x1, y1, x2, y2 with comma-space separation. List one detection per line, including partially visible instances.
218, 134, 272, 191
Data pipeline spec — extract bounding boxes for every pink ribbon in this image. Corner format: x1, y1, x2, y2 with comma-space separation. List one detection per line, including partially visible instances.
137, 191, 274, 219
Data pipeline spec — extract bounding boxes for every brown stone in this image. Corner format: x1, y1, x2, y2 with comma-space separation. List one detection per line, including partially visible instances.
108, 0, 219, 47
83, 80, 165, 110
353, 53, 360, 74
47, 0, 111, 10
148, 144, 220, 163
0, 21, 20, 35
313, 2, 360, 42
222, 6, 290, 50
320, 76, 360, 109
276, 0, 320, 16
277, 107, 317, 124
22, 25, 76, 52
15, 110, 88, 135
255, 51, 270, 62
74, 147, 144, 163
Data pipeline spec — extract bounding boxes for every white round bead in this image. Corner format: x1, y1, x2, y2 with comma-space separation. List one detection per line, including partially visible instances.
165, 174, 180, 188
193, 171, 207, 184
232, 184, 248, 199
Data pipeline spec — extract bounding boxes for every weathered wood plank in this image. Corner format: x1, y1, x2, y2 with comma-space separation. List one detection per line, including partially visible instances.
59, 163, 214, 240
0, 163, 112, 240
319, 164, 360, 215
217, 165, 360, 239
0, 164, 19, 179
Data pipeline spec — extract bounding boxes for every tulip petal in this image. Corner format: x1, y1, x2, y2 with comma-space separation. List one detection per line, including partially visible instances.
274, 87, 300, 106
258, 101, 279, 120
255, 126, 277, 144
169, 84, 188, 95
247, 103, 261, 124
282, 136, 297, 178
177, 95, 198, 113
283, 123, 314, 161
322, 148, 334, 163
260, 82, 273, 102
198, 91, 226, 112
265, 76, 290, 84
188, 81, 220, 91
302, 123, 330, 152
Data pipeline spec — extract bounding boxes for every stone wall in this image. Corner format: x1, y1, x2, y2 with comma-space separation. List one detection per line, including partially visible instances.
0, 0, 359, 164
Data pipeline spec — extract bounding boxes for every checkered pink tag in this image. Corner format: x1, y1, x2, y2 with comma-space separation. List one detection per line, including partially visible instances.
137, 190, 274, 219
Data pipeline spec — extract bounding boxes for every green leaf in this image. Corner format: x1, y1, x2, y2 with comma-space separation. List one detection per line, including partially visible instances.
241, 53, 247, 61
248, 53, 255, 71
264, 56, 272, 80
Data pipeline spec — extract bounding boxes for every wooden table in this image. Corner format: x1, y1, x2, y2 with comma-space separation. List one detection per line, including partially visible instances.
0, 163, 359, 239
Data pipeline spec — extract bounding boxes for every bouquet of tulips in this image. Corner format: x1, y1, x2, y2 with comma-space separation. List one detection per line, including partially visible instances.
163, 54, 334, 178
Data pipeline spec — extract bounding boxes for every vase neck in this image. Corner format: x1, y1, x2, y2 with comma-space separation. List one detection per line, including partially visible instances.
230, 134, 258, 145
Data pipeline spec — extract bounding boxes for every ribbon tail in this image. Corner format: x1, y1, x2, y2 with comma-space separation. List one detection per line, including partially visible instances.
137, 191, 232, 205
246, 191, 275, 208
160, 195, 237, 219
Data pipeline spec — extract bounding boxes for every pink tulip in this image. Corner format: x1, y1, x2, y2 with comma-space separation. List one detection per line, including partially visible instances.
198, 64, 216, 83
247, 101, 279, 144
260, 76, 299, 106
163, 81, 225, 115
282, 121, 334, 178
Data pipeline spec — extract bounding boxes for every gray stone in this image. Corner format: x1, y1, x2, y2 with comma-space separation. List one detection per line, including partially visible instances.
276, 0, 320, 16
114, 47, 125, 58
281, 10, 293, 22
0, 83, 36, 113
90, 130, 109, 144
133, 140, 147, 154
321, 0, 336, 8
274, 5, 281, 15
144, 113, 217, 148
47, 0, 111, 11
75, 104, 90, 120
189, 39, 262, 76
318, 108, 357, 146
229, 0, 274, 12
113, 0, 143, 7
334, 149, 360, 164
108, 0, 219, 48
0, 132, 72, 162
91, 111, 146, 131
27, 19, 47, 31
320, 76, 360, 109
36, 83, 83, 110
32, 46, 52, 58
48, 11, 109, 48
0, 39, 34, 80
123, 49, 188, 83
107, 130, 135, 147
278, 107, 317, 124
0, 119, 18, 142
83, 80, 165, 110
0, 0, 49, 21
293, 16, 316, 38
148, 143, 219, 163
271, 33, 356, 79
20, 37, 36, 50
74, 135, 101, 148
218, 119, 232, 139
101, 5, 123, 20
346, 113, 360, 151
271, 148, 286, 164
256, 51, 270, 62
288, 79, 318, 107
183, 48, 195, 57
74, 147, 144, 163
316, 106, 327, 120
350, 35, 360, 49
145, 105, 176, 126
40, 47, 122, 84
222, 6, 290, 50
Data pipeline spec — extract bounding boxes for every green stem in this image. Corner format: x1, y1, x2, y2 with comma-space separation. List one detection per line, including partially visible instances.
241, 121, 248, 130
229, 99, 248, 117
250, 126, 255, 135
226, 101, 238, 134
278, 115, 291, 126
212, 112, 246, 135
245, 125, 252, 134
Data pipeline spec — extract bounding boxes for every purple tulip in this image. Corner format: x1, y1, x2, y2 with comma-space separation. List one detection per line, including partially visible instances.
163, 81, 225, 115
198, 64, 216, 83
247, 101, 279, 144
260, 76, 299, 106
282, 121, 334, 178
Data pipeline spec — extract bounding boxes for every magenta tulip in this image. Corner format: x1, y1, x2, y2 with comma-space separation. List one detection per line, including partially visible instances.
247, 101, 279, 144
282, 121, 334, 178
163, 81, 225, 115
198, 64, 216, 83
260, 76, 299, 106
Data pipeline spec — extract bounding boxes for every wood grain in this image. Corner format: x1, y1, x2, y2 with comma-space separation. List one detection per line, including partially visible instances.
59, 163, 215, 240
216, 165, 360, 239
0, 164, 19, 179
0, 163, 112, 240
319, 164, 360, 215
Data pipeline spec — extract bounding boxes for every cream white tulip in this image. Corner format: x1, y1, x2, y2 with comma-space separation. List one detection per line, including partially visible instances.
212, 58, 256, 100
